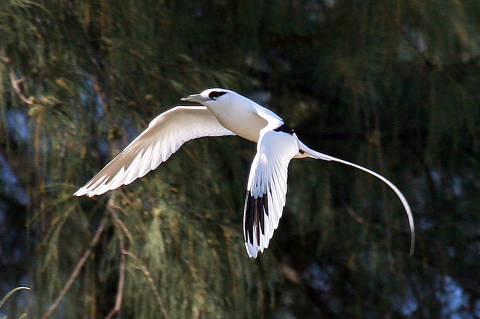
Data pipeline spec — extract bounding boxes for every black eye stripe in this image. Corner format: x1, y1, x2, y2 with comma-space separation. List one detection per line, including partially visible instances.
208, 91, 227, 100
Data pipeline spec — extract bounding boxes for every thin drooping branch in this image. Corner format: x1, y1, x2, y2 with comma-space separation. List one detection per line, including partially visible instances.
40, 216, 108, 319
104, 232, 126, 319
389, 11, 439, 68
0, 287, 30, 310
9, 70, 34, 105
122, 250, 170, 319
108, 202, 135, 244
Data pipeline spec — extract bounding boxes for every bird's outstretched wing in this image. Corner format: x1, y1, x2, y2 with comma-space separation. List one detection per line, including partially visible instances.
74, 106, 235, 197
243, 128, 299, 258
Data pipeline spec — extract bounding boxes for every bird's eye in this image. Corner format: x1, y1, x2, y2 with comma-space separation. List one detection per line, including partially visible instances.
208, 91, 227, 100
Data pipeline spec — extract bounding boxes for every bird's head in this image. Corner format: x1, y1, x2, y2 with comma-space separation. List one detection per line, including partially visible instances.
180, 88, 233, 105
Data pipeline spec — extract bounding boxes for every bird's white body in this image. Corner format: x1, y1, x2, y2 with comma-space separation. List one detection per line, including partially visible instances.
74, 88, 415, 258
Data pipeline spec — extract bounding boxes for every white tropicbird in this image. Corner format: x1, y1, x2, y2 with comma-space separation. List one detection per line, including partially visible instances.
74, 88, 415, 258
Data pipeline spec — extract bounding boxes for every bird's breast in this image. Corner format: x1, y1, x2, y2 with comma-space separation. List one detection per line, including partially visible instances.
210, 107, 268, 142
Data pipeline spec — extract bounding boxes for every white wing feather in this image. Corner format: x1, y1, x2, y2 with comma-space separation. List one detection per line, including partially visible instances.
243, 128, 299, 258
74, 106, 235, 197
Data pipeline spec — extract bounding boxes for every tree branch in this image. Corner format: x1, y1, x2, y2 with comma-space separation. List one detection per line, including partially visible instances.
122, 250, 170, 319
40, 216, 108, 319
104, 232, 126, 319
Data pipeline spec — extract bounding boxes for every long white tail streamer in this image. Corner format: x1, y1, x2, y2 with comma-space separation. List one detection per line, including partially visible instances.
300, 143, 415, 256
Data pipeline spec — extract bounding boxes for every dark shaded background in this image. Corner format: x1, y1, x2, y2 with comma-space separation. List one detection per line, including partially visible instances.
1, 0, 480, 318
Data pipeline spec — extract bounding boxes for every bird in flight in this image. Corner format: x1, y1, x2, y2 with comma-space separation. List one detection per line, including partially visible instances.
74, 88, 415, 258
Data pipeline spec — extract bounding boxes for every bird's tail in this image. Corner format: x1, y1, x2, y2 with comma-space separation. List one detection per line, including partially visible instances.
298, 141, 415, 256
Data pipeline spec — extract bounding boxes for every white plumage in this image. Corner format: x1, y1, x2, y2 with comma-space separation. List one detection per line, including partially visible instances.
74, 88, 415, 258
73, 106, 235, 196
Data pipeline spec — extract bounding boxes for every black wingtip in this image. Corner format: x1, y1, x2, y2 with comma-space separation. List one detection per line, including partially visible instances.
244, 191, 268, 245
